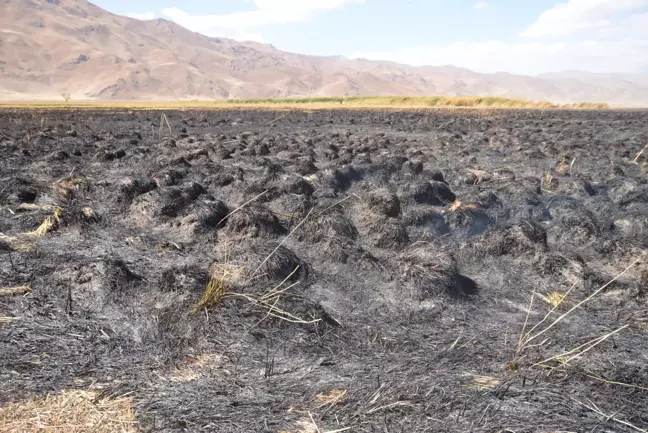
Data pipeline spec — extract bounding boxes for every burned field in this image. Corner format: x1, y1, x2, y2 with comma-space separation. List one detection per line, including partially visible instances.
1, 107, 648, 432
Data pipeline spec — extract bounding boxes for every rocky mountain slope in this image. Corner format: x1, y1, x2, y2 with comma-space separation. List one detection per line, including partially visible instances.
1, 0, 647, 105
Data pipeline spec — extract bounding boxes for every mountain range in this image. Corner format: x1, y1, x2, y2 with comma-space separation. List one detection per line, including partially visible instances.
1, 0, 648, 106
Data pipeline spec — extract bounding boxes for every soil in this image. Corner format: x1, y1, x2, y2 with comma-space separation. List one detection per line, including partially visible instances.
1, 108, 648, 433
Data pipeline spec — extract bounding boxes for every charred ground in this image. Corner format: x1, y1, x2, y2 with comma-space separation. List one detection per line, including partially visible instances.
1, 108, 647, 432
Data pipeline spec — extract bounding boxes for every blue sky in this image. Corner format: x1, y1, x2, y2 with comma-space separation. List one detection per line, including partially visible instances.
93, 0, 648, 75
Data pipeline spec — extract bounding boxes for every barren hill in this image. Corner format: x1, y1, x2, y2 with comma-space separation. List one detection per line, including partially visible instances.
1, 0, 647, 105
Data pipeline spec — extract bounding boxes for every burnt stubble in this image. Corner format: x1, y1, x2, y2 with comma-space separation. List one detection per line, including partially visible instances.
1, 108, 647, 432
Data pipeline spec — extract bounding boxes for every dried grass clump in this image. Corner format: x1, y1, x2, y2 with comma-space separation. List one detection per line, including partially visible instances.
555, 156, 576, 175
552, 213, 598, 245
194, 275, 228, 312
404, 180, 456, 206
193, 239, 318, 324
27, 207, 63, 237
486, 220, 548, 256
358, 216, 409, 249
119, 177, 158, 203
539, 291, 567, 307
297, 211, 358, 243
402, 206, 448, 231
256, 243, 309, 281
54, 177, 87, 203
462, 374, 501, 391
319, 237, 377, 265
0, 390, 138, 433
226, 204, 285, 237
180, 200, 229, 230
367, 188, 401, 217
194, 247, 245, 312
398, 247, 476, 298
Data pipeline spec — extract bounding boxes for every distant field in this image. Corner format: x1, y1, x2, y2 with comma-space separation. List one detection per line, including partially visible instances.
0, 95, 610, 110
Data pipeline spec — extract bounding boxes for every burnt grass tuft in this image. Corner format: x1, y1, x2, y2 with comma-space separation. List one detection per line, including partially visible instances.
1, 108, 648, 432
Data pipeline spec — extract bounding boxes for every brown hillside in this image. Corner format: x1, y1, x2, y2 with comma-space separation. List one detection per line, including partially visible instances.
1, 0, 647, 105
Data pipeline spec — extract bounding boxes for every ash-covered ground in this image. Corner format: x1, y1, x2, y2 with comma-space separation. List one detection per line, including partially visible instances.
1, 108, 647, 432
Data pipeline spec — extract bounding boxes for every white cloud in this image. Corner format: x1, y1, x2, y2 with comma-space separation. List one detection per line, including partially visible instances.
474, 2, 489, 9
352, 38, 648, 75
127, 12, 156, 20
160, 0, 366, 41
353, 1, 648, 74
522, 0, 648, 38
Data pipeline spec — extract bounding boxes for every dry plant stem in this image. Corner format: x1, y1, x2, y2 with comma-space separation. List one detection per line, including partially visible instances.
584, 372, 648, 392
163, 113, 172, 136
633, 144, 648, 163
522, 260, 639, 348
0, 286, 31, 296
159, 113, 172, 138
260, 275, 301, 301
264, 113, 289, 126
314, 194, 357, 219
262, 281, 300, 301
574, 398, 648, 433
215, 190, 268, 228
519, 283, 577, 351
309, 411, 321, 433
516, 287, 536, 354
228, 292, 320, 324
534, 325, 629, 367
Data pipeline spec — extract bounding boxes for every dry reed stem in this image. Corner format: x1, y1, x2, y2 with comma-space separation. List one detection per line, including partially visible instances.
584, 372, 648, 392
0, 285, 31, 297
517, 287, 536, 355
534, 325, 629, 368
633, 144, 648, 164
314, 195, 358, 218
264, 113, 289, 126
522, 259, 639, 348
259, 266, 301, 301
229, 292, 320, 324
159, 113, 172, 138
16, 203, 55, 212
519, 283, 577, 353
574, 397, 647, 433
